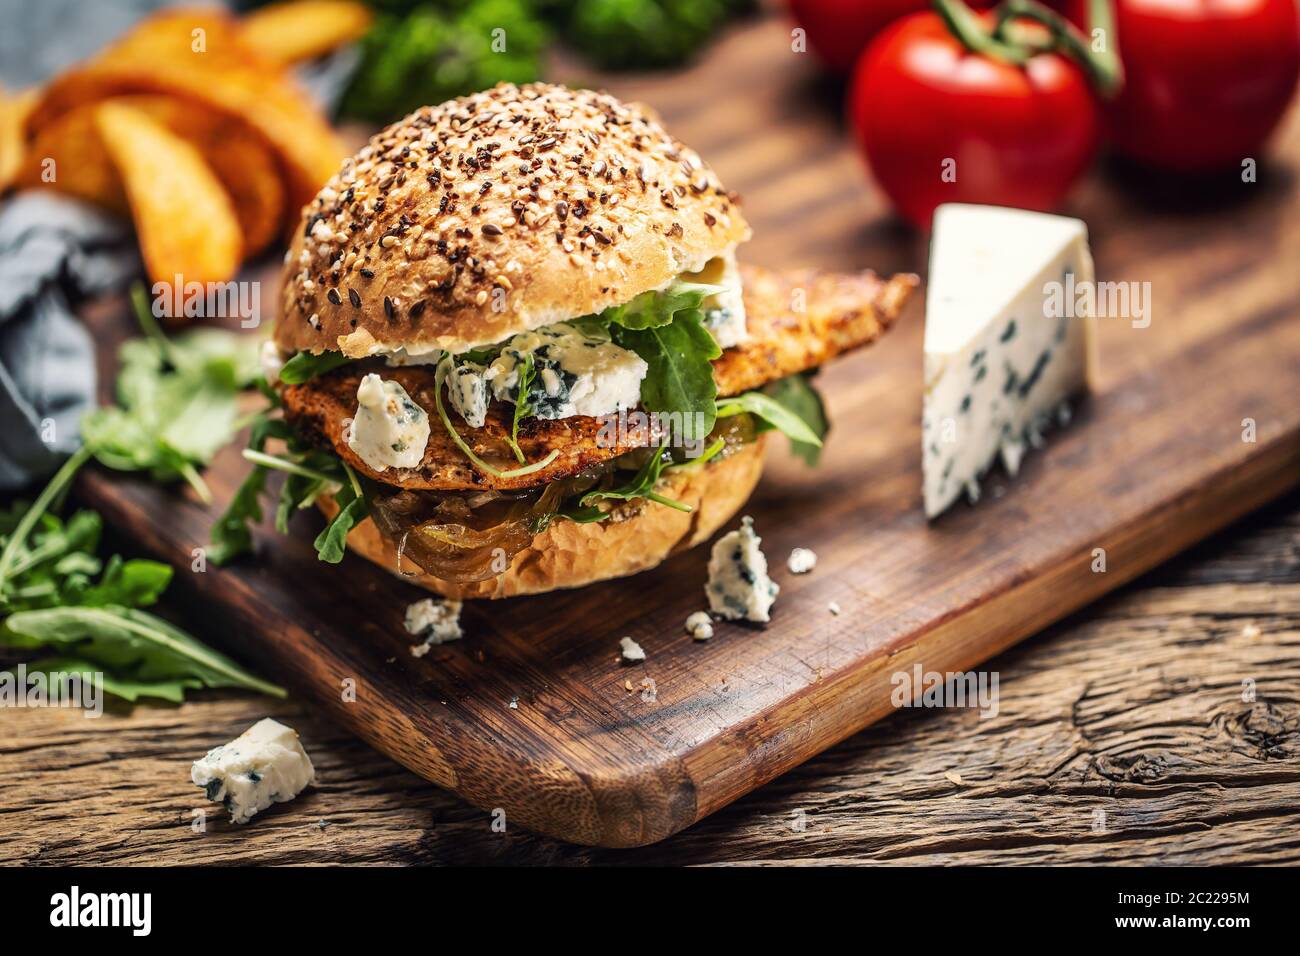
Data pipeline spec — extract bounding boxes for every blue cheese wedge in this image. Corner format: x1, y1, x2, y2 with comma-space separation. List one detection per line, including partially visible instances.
923, 204, 1098, 519
347, 373, 430, 471
706, 516, 779, 622
191, 718, 315, 824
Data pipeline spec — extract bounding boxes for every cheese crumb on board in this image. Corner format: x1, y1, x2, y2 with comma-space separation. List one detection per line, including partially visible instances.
406, 598, 463, 656
684, 611, 714, 641
191, 718, 316, 824
922, 204, 1097, 519
787, 547, 817, 574
706, 516, 779, 622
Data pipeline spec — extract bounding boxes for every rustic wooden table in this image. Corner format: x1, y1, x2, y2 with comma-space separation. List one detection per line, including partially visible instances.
4, 15, 1299, 865
3, 491, 1297, 865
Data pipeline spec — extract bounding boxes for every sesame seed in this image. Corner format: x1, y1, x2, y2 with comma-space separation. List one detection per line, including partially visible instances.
348, 288, 361, 308
481, 223, 502, 236
326, 288, 341, 305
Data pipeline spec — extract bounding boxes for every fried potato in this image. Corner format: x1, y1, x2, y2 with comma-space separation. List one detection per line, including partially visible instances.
18, 95, 285, 255
94, 101, 241, 288
240, 1, 373, 66
712, 264, 918, 397
26, 9, 345, 215
282, 362, 657, 492
0, 86, 38, 194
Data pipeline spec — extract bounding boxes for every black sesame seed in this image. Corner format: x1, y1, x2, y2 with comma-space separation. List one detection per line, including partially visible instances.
326, 288, 341, 305
359, 267, 374, 279
384, 296, 395, 321
481, 223, 503, 236
348, 288, 361, 308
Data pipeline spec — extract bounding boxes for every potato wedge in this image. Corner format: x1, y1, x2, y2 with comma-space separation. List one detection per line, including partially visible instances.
94, 100, 241, 289
240, 1, 373, 66
18, 95, 285, 255
0, 86, 38, 194
26, 9, 344, 215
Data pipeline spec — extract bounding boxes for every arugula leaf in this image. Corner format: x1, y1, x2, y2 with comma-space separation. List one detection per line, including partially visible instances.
208, 416, 294, 565
20, 656, 202, 704
279, 350, 352, 384
77, 556, 172, 608
716, 387, 824, 449
611, 310, 721, 438
579, 448, 691, 513
313, 465, 367, 564
80, 286, 264, 503
570, 281, 724, 439
760, 374, 829, 466
0, 446, 92, 599
1, 605, 284, 699
504, 352, 536, 465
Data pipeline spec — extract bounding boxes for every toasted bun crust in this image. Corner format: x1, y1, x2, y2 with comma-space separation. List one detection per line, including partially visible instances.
277, 83, 750, 359
318, 437, 767, 599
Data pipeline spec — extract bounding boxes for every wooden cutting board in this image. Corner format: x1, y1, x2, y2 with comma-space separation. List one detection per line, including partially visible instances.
76, 20, 1300, 847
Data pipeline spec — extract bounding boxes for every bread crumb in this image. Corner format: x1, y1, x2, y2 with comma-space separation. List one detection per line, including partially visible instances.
944, 771, 962, 786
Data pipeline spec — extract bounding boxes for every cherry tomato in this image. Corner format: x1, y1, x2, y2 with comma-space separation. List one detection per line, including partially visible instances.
849, 12, 1102, 227
1102, 0, 1300, 171
785, 0, 996, 74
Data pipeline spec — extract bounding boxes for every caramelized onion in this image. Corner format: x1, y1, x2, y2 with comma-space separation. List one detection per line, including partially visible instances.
367, 413, 759, 583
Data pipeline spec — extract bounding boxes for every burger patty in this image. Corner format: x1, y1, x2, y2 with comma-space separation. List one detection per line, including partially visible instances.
281, 265, 915, 492
282, 363, 657, 492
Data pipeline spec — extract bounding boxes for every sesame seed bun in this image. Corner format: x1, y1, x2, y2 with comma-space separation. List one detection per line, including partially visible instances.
276, 83, 751, 359
316, 436, 767, 599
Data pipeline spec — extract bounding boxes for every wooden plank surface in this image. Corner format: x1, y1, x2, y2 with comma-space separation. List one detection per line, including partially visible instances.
8, 16, 1300, 852
3, 493, 1296, 865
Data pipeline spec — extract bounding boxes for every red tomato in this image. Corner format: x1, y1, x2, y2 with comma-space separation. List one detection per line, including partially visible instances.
849, 12, 1102, 227
785, 0, 996, 74
1103, 0, 1300, 171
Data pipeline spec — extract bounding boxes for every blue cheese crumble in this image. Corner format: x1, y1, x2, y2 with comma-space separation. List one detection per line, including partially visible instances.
787, 548, 817, 574
681, 249, 748, 348
191, 718, 316, 824
706, 516, 779, 623
348, 373, 430, 472
406, 598, 463, 657
484, 323, 647, 420
684, 611, 714, 641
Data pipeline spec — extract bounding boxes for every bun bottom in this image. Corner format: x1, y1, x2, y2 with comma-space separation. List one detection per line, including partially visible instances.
318, 436, 767, 599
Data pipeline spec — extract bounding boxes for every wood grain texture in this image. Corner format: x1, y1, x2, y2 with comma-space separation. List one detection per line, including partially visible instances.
3, 494, 1296, 866
9, 15, 1300, 851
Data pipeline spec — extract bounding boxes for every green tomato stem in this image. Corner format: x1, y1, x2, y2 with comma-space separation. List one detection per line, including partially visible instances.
933, 0, 1030, 66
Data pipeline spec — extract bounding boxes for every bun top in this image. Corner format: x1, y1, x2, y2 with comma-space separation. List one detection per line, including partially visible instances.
276, 83, 750, 358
